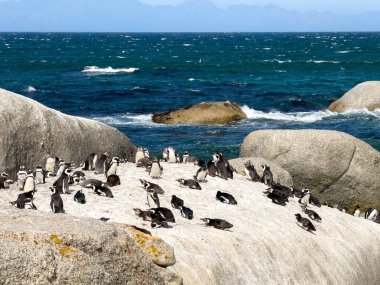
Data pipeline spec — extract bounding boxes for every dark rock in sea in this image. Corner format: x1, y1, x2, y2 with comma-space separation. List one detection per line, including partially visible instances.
152, 101, 247, 125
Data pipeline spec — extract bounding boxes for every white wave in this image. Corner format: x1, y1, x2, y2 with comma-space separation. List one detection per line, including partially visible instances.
241, 106, 335, 123
340, 108, 380, 119
82, 66, 139, 74
188, 78, 195, 81
183, 44, 192, 47
93, 114, 156, 126
336, 50, 353, 54
116, 56, 126, 59
275, 70, 287, 73
27, 86, 37, 92
264, 59, 292, 64
307, 60, 340, 64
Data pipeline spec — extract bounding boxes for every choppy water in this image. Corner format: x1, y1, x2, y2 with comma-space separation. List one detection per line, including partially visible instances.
1, 32, 380, 159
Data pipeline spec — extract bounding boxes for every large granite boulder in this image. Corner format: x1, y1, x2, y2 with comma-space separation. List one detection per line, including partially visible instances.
329, 81, 380, 112
240, 129, 380, 210
0, 209, 181, 285
152, 101, 247, 125
229, 157, 293, 186
0, 88, 136, 176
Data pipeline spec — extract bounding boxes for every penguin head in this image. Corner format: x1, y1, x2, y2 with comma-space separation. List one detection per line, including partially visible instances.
294, 213, 302, 219
244, 160, 252, 168
200, 218, 210, 225
64, 168, 72, 175
212, 153, 219, 162
355, 204, 360, 210
19, 165, 26, 171
143, 148, 150, 157
262, 165, 270, 171
1, 172, 9, 177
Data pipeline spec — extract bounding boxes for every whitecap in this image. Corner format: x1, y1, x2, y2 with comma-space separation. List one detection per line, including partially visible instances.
27, 86, 37, 92
183, 44, 192, 47
116, 56, 126, 59
188, 78, 195, 81
306, 60, 340, 64
336, 50, 352, 54
92, 114, 157, 127
82, 66, 139, 74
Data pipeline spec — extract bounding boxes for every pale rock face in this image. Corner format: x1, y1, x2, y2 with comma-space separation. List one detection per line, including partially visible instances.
240, 129, 380, 210
0, 88, 136, 177
329, 81, 380, 112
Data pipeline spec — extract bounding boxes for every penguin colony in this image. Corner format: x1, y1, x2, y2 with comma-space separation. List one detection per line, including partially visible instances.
2, 149, 379, 234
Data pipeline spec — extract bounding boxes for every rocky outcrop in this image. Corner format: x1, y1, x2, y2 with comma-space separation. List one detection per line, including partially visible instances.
329, 81, 380, 112
152, 101, 247, 125
240, 129, 380, 210
229, 157, 293, 186
0, 209, 181, 285
0, 88, 136, 176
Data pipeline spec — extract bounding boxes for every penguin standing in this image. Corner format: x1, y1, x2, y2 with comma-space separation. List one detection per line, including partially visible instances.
50, 186, 65, 213
168, 147, 177, 163
17, 166, 28, 190
261, 165, 273, 185
23, 171, 35, 192
34, 165, 45, 184
244, 161, 260, 182
176, 153, 181, 163
365, 208, 379, 221
45, 156, 56, 174
162, 148, 169, 162
53, 168, 72, 194
182, 151, 190, 163
55, 159, 67, 178
149, 157, 163, 179
95, 153, 108, 175
135, 147, 145, 164
106, 157, 119, 177
194, 166, 208, 182
147, 188, 160, 208
82, 153, 96, 171
353, 205, 361, 217
299, 188, 310, 206
74, 190, 86, 204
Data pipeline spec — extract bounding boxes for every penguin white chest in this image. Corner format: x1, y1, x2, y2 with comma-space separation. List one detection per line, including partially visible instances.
23, 178, 35, 192
107, 163, 117, 176
150, 164, 162, 178
45, 158, 55, 172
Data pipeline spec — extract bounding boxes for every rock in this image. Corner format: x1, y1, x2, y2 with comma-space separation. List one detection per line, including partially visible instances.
0, 209, 181, 285
329, 81, 380, 112
152, 101, 247, 125
114, 224, 176, 267
240, 129, 380, 210
0, 88, 136, 176
229, 157, 293, 186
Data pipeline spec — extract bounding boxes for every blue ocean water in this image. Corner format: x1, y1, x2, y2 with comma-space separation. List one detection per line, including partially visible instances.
1, 32, 380, 160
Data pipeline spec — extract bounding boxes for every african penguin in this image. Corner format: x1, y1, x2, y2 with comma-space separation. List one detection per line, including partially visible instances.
149, 157, 163, 179
34, 165, 45, 184
216, 191, 237, 205
53, 168, 72, 194
136, 157, 152, 168
139, 179, 164, 194
95, 153, 108, 175
80, 178, 103, 189
50, 186, 65, 213
82, 153, 96, 171
107, 174, 121, 187
133, 208, 153, 221
93, 184, 114, 198
301, 205, 322, 222
0, 172, 11, 189
55, 159, 67, 178
10, 189, 37, 210
207, 159, 218, 177
295, 213, 316, 232
261, 165, 273, 186
176, 153, 181, 163
151, 208, 175, 223
71, 170, 86, 185
74, 190, 86, 204
365, 208, 378, 221
180, 206, 194, 220
162, 148, 169, 162
244, 160, 260, 182
182, 151, 190, 163
213, 153, 229, 180
201, 218, 233, 230
16, 166, 28, 190
353, 205, 361, 217
171, 195, 184, 209
106, 157, 119, 177
194, 166, 208, 182
135, 147, 145, 164
299, 188, 311, 206
147, 188, 160, 208
177, 179, 202, 190
45, 156, 56, 173
23, 171, 35, 192
167, 147, 177, 163
310, 195, 321, 207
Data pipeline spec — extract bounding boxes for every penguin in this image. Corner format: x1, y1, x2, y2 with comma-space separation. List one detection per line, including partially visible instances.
207, 159, 218, 177
50, 186, 65, 213
74, 190, 86, 204
365, 208, 379, 221
80, 178, 103, 189
216, 191, 237, 205
55, 159, 67, 178
93, 184, 114, 198
53, 168, 72, 194
147, 188, 160, 208
95, 153, 108, 175
0, 172, 11, 189
194, 166, 208, 182
133, 208, 153, 221
310, 195, 321, 208
10, 189, 37, 210
162, 148, 169, 162
23, 171, 35, 192
301, 205, 322, 222
167, 147, 177, 163
212, 153, 229, 180
180, 206, 193, 220
107, 174, 121, 187
267, 192, 287, 206
151, 208, 175, 223
82, 153, 96, 170
136, 157, 152, 168
106, 157, 119, 177
135, 147, 145, 164
171, 195, 184, 209
45, 156, 56, 173
261, 165, 273, 185
299, 188, 310, 206
291, 187, 303, 198
71, 170, 86, 185
268, 183, 293, 199
149, 157, 163, 179
177, 179, 202, 190
16, 166, 28, 190
353, 205, 361, 217
143, 148, 150, 158
176, 153, 181, 163
34, 165, 45, 184
139, 179, 164, 194
151, 214, 171, 229
182, 151, 190, 163
295, 214, 316, 232
201, 218, 233, 230
244, 161, 260, 182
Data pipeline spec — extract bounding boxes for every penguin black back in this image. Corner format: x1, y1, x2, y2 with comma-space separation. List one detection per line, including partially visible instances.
171, 195, 184, 209
216, 191, 237, 205
74, 190, 86, 204
50, 187, 65, 213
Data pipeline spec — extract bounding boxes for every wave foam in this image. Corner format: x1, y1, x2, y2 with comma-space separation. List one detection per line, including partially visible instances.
92, 114, 156, 126
82, 66, 139, 74
27, 86, 37, 92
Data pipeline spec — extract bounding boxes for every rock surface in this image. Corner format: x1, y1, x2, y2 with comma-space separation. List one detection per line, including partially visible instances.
229, 157, 293, 186
0, 209, 180, 285
1, 162, 379, 285
152, 101, 247, 125
329, 81, 380, 112
0, 88, 136, 176
240, 129, 380, 210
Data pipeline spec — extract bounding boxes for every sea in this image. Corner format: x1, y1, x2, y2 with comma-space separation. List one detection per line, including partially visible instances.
1, 32, 380, 160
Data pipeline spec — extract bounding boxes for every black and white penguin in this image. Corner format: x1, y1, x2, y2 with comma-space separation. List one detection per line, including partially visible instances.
23, 171, 35, 192
261, 165, 273, 185
107, 174, 121, 187
80, 178, 103, 189
291, 187, 303, 198
50, 186, 65, 213
139, 179, 164, 194
365, 208, 379, 221
212, 153, 230, 180
267, 192, 287, 206
167, 147, 177, 163
0, 172, 11, 189
147, 188, 160, 208
269, 183, 294, 199
106, 157, 119, 177
177, 179, 202, 190
207, 159, 218, 177
201, 218, 233, 230
93, 184, 114, 198
180, 206, 194, 220
55, 159, 68, 178
74, 190, 86, 204
10, 189, 37, 210
301, 205, 322, 222
133, 208, 153, 221
244, 160, 260, 182
149, 157, 163, 178
353, 205, 361, 217
151, 207, 175, 223
95, 153, 108, 175
16, 166, 28, 190
310, 195, 321, 207
299, 188, 311, 205
71, 170, 86, 185
53, 168, 72, 194
34, 165, 45, 184
176, 153, 181, 163
82, 153, 97, 171
151, 214, 171, 229
171, 195, 184, 209
182, 151, 190, 163
45, 156, 56, 174
194, 166, 208, 182
162, 148, 169, 162
216, 191, 237, 205
135, 147, 146, 164
295, 213, 316, 232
